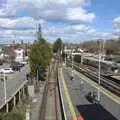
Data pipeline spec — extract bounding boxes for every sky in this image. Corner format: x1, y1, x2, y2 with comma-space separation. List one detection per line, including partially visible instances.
0, 0, 120, 44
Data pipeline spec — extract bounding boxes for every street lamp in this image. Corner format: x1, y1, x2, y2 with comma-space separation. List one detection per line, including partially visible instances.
97, 41, 101, 102
71, 48, 74, 79
102, 39, 106, 60
37, 68, 39, 83
65, 46, 67, 66
3, 73, 7, 105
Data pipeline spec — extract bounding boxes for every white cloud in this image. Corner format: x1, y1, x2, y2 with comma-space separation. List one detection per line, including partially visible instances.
0, 23, 117, 44
0, 0, 97, 43
44, 24, 89, 36
67, 7, 95, 24
113, 17, 120, 30
0, 29, 36, 44
43, 24, 116, 43
113, 17, 120, 36
113, 17, 120, 24
0, 17, 46, 29
71, 24, 89, 31
1, 0, 118, 44
0, 0, 95, 24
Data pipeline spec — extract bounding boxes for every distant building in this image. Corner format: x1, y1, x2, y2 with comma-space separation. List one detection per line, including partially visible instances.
14, 49, 24, 62
77, 48, 84, 53
2, 43, 30, 62
3, 46, 14, 57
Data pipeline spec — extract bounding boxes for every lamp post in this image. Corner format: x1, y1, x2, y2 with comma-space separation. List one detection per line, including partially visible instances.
3, 72, 8, 112
65, 46, 66, 66
97, 52, 101, 102
71, 49, 74, 78
102, 39, 106, 60
97, 41, 101, 102
3, 73, 7, 104
37, 68, 39, 82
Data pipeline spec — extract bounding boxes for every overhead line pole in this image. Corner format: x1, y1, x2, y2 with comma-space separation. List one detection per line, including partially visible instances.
4, 73, 7, 104
4, 73, 8, 112
71, 48, 74, 78
97, 41, 101, 102
65, 46, 66, 66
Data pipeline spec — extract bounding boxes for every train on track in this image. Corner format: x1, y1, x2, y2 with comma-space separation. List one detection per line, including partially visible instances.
83, 58, 120, 74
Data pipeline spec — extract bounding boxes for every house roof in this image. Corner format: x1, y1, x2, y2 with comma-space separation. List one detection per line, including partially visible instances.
3, 44, 31, 56
3, 46, 15, 56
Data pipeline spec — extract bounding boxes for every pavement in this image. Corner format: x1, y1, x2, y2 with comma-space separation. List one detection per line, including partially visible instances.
61, 66, 120, 120
0, 64, 30, 109
30, 82, 45, 120
0, 63, 10, 69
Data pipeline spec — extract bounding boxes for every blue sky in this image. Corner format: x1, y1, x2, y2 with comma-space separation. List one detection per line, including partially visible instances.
0, 0, 120, 44
88, 0, 120, 31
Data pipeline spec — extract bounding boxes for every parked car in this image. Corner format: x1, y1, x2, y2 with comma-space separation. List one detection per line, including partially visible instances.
10, 62, 25, 71
15, 62, 24, 68
10, 65, 20, 71
15, 62, 25, 67
19, 61, 27, 65
0, 68, 14, 74
10, 64, 21, 71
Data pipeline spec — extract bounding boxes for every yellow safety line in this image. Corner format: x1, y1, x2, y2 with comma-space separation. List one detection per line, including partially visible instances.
74, 70, 120, 105
60, 68, 77, 120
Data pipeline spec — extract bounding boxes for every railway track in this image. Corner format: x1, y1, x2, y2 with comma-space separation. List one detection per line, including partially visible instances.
83, 64, 120, 84
39, 60, 58, 120
67, 61, 120, 97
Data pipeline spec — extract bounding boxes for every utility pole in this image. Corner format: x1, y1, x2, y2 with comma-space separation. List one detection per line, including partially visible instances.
64, 46, 66, 66
71, 49, 74, 78
4, 73, 7, 104
4, 73, 8, 112
81, 52, 84, 65
37, 68, 39, 84
102, 39, 106, 60
97, 41, 101, 102
65, 47, 67, 66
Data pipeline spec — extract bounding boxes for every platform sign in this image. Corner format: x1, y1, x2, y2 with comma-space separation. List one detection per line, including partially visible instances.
28, 85, 35, 97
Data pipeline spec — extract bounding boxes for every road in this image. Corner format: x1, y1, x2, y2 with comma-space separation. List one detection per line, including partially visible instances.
62, 66, 120, 120
0, 64, 30, 109
0, 63, 10, 69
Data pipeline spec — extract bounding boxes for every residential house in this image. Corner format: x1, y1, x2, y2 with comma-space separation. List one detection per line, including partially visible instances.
3, 45, 15, 62
14, 49, 24, 62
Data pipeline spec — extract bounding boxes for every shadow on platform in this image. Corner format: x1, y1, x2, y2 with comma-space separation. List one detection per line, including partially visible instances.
76, 104, 118, 120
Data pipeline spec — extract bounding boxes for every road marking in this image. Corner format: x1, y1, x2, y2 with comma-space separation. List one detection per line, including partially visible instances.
58, 71, 67, 120
74, 70, 120, 105
60, 68, 77, 120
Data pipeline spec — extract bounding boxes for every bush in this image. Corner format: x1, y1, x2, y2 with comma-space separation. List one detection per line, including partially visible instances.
3, 112, 24, 120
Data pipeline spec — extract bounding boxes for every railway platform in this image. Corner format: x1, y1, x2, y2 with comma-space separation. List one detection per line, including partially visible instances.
58, 67, 84, 120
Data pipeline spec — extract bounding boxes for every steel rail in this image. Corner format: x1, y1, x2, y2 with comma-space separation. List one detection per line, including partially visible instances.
67, 62, 120, 97
39, 60, 58, 120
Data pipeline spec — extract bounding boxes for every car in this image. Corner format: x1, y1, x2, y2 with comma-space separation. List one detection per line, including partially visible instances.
0, 68, 14, 74
19, 61, 27, 65
10, 64, 21, 71
10, 65, 20, 71
14, 62, 24, 67
10, 62, 25, 71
